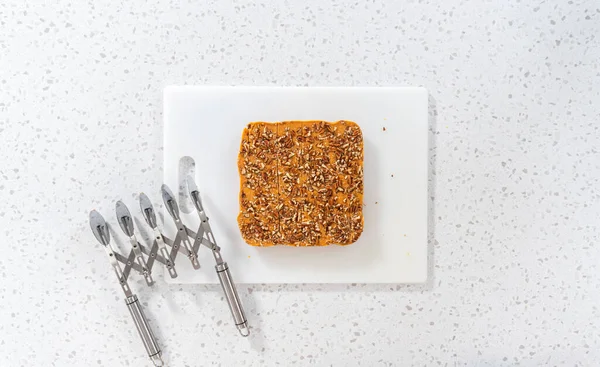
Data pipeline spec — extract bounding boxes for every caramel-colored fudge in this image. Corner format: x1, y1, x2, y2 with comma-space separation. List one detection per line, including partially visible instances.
237, 120, 364, 246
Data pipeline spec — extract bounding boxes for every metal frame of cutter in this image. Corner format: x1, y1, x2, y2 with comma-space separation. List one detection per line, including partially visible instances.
89, 177, 249, 367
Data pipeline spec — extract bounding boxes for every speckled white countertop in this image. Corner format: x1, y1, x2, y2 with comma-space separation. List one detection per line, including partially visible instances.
1, 0, 599, 366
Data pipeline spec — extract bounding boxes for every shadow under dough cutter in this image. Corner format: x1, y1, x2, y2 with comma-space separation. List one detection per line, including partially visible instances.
89, 176, 249, 367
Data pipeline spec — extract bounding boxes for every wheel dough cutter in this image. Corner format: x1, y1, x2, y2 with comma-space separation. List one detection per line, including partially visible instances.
89, 176, 249, 366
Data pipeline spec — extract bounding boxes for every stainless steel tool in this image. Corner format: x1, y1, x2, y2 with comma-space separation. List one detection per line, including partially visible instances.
161, 184, 201, 269
116, 200, 153, 285
139, 193, 178, 278
88, 182, 250, 365
186, 176, 250, 337
89, 210, 164, 367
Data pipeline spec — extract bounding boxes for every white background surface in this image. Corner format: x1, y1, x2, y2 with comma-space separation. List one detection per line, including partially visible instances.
163, 86, 428, 284
1, 0, 599, 366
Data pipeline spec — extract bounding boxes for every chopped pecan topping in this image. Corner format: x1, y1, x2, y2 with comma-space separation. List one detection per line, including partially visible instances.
237, 120, 364, 246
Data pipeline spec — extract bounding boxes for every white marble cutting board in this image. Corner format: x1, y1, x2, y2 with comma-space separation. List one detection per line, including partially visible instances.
163, 86, 428, 283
